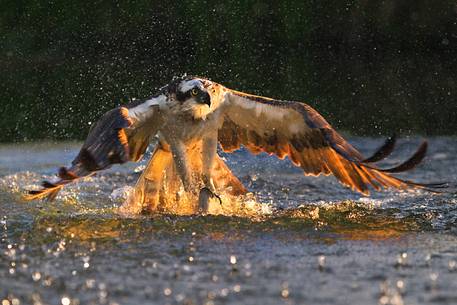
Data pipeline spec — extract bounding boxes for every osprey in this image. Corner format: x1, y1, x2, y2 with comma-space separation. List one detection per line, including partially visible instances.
25, 76, 445, 213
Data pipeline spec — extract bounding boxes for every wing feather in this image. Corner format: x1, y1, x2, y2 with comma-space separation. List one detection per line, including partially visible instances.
218, 88, 440, 194
24, 97, 165, 201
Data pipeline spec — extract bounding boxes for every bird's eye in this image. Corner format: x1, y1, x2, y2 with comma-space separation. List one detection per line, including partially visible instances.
191, 88, 199, 96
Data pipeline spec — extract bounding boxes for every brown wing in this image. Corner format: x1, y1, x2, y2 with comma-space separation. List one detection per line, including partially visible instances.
218, 88, 445, 195
24, 98, 164, 201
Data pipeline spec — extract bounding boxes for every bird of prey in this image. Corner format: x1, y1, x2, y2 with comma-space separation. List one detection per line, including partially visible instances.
24, 75, 445, 213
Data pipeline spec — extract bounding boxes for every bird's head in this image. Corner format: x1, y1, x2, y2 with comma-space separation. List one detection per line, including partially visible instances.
166, 76, 223, 120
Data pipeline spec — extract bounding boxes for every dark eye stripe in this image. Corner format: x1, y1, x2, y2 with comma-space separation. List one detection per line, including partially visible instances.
176, 88, 199, 102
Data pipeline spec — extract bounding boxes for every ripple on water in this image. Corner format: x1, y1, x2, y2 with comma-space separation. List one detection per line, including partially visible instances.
1, 143, 456, 239
1, 138, 457, 305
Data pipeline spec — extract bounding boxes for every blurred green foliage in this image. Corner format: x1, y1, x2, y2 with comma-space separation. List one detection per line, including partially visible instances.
1, 0, 457, 141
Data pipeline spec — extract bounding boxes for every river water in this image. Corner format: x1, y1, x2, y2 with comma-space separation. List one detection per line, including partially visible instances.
1, 137, 456, 305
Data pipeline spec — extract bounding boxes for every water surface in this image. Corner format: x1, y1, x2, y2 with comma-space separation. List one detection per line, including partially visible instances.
1, 137, 457, 305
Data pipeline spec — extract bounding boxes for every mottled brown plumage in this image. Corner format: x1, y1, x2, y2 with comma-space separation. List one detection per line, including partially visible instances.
23, 76, 446, 210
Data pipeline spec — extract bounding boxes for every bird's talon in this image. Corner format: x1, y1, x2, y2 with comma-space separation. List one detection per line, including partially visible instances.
203, 187, 222, 205
214, 193, 223, 205
199, 187, 223, 213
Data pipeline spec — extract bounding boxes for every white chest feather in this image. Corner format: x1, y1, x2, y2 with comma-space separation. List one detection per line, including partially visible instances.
161, 111, 221, 143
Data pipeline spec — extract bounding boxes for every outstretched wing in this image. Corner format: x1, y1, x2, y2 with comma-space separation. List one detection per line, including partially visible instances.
24, 96, 166, 201
218, 88, 445, 194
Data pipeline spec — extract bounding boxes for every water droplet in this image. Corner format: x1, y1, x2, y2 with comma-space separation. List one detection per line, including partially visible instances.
82, 256, 90, 269
281, 282, 290, 298
220, 288, 229, 297
396, 252, 408, 267
61, 297, 70, 305
379, 296, 389, 305
449, 260, 456, 271
318, 255, 326, 270
32, 272, 41, 281
85, 279, 95, 289
164, 288, 172, 296
233, 285, 241, 292
175, 294, 185, 302
230, 255, 237, 264
43, 276, 53, 286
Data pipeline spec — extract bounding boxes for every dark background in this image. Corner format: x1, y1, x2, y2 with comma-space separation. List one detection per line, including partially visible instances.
1, 0, 457, 142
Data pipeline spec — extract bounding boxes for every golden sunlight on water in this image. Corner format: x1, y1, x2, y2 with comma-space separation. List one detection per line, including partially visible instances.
115, 184, 272, 218
1, 139, 456, 305
0, 169, 436, 244
0, 172, 421, 243
23, 199, 420, 243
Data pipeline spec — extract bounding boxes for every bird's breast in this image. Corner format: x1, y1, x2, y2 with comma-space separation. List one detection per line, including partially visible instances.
160, 114, 219, 144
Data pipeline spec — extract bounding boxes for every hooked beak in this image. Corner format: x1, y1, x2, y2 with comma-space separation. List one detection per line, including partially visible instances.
197, 92, 211, 107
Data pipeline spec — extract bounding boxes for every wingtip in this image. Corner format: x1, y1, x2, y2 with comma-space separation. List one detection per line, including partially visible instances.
362, 134, 397, 163
22, 190, 53, 202
362, 139, 429, 174
380, 140, 428, 173
22, 184, 64, 202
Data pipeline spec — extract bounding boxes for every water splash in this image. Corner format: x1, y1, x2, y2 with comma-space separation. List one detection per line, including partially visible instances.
1, 138, 456, 244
